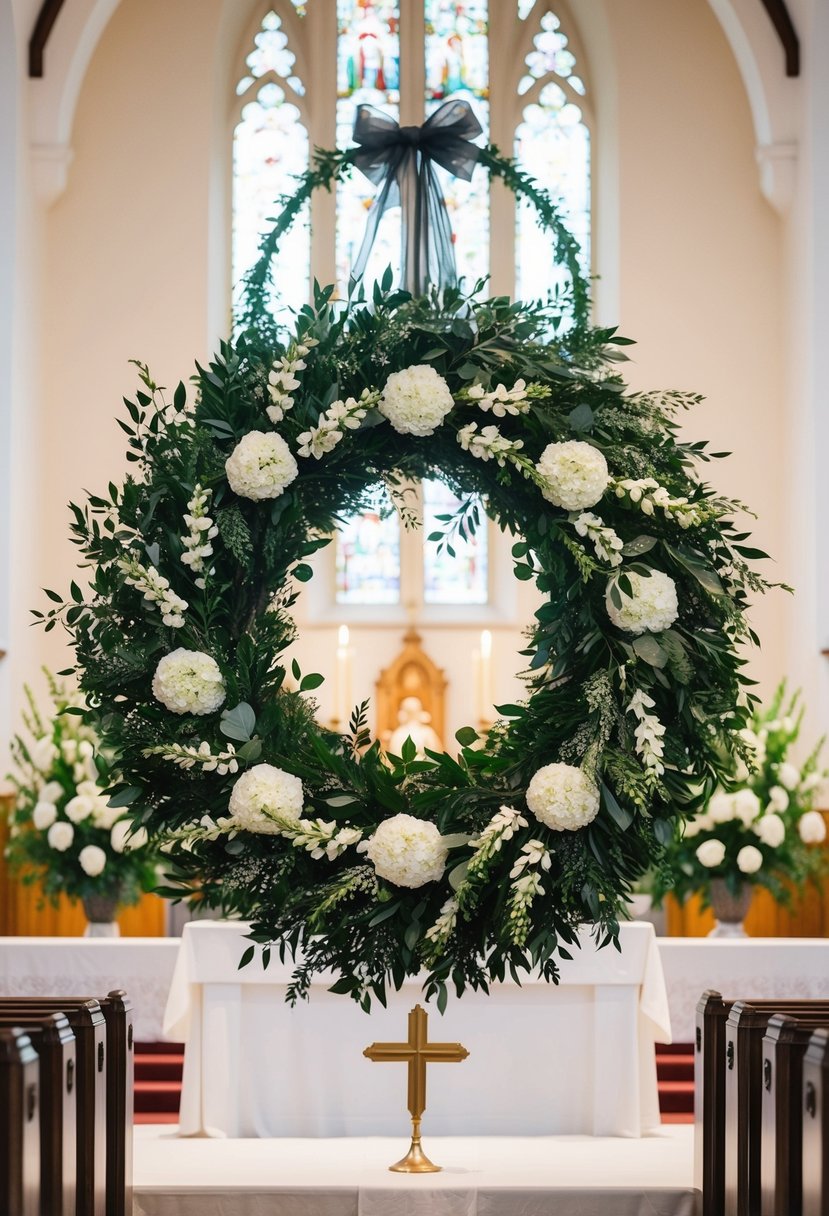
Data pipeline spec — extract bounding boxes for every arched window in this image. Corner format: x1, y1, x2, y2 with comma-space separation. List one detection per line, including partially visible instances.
231, 1, 591, 614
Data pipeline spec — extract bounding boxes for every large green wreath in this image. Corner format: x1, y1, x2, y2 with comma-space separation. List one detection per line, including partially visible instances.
42, 146, 774, 1009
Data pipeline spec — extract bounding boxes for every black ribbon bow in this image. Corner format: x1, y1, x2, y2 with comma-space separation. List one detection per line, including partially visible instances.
350, 99, 483, 296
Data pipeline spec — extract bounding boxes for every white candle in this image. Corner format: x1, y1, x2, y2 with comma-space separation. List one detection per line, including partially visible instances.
335, 624, 351, 727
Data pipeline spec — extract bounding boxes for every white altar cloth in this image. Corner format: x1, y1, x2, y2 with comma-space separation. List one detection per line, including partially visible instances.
163, 921, 671, 1139
133, 1123, 698, 1216
0, 936, 180, 1039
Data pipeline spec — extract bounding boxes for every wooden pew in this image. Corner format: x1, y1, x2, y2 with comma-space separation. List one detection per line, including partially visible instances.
803, 1029, 829, 1216
724, 1002, 829, 1216
0, 1026, 40, 1216
695, 991, 829, 1216
760, 1013, 826, 1216
0, 1012, 76, 1216
0, 992, 134, 1216
0, 999, 108, 1216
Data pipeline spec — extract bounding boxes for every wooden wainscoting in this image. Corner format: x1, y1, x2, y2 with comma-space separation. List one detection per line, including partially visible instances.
665, 810, 829, 936
0, 792, 166, 936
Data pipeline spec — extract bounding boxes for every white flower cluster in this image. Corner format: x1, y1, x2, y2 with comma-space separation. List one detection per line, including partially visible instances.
605, 570, 679, 635
507, 870, 546, 945
457, 421, 524, 467
152, 649, 226, 717
142, 740, 239, 776
297, 391, 377, 459
509, 838, 552, 880
119, 557, 188, 628
573, 512, 623, 568
78, 844, 107, 876
424, 896, 459, 946
180, 485, 218, 587
379, 365, 455, 436
754, 812, 786, 848
799, 810, 827, 844
466, 805, 529, 876
525, 763, 601, 832
696, 838, 764, 874
536, 440, 609, 512
613, 478, 702, 529
628, 688, 666, 779
734, 727, 767, 780
227, 764, 304, 834
266, 340, 315, 424
363, 813, 448, 888
466, 379, 529, 416
225, 431, 298, 501
110, 819, 149, 853
281, 817, 363, 861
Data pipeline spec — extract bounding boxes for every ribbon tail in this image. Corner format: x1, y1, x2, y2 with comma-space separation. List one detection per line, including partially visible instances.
423, 161, 458, 292
350, 165, 400, 292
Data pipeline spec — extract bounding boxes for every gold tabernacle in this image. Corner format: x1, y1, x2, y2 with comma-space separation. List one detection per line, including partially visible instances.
363, 1003, 469, 1173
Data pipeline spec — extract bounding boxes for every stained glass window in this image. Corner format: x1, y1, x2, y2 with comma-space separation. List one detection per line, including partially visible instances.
336, 495, 402, 604
232, 9, 310, 329
423, 480, 488, 605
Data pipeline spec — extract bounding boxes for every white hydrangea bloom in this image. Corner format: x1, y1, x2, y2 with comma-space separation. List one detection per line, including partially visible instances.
605, 570, 679, 635
682, 812, 714, 839
536, 441, 609, 511
65, 795, 95, 824
152, 649, 226, 716
29, 737, 58, 772
696, 838, 725, 867
525, 763, 600, 832
225, 431, 299, 501
734, 789, 761, 826
379, 365, 455, 436
709, 791, 736, 824
777, 762, 800, 790
736, 844, 763, 874
799, 810, 827, 844
32, 801, 57, 830
78, 844, 107, 876
227, 764, 304, 834
47, 821, 74, 852
573, 513, 624, 568
754, 813, 785, 848
364, 813, 448, 888
90, 795, 124, 831
40, 782, 63, 802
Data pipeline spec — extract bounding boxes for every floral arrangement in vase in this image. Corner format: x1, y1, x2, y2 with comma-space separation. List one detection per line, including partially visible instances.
5, 672, 158, 933
654, 684, 827, 933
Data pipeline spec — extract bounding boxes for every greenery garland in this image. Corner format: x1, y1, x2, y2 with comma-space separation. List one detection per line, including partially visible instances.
39, 145, 777, 1009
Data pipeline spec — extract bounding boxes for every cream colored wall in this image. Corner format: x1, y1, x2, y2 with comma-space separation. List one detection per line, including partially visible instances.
7, 0, 799, 751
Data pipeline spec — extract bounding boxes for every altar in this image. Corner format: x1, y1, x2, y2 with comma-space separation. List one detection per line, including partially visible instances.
163, 920, 671, 1139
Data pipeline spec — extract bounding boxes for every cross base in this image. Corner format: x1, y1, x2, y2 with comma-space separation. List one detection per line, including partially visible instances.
388, 1119, 441, 1173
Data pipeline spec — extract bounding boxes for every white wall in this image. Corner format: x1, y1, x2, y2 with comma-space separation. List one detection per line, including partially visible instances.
4, 0, 818, 751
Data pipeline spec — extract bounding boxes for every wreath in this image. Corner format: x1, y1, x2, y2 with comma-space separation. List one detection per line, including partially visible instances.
40, 140, 775, 1010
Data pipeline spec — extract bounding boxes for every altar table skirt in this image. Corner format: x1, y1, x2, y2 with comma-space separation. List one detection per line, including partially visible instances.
133, 1125, 698, 1216
163, 921, 671, 1139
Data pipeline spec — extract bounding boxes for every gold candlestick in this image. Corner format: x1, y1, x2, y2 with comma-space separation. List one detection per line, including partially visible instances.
363, 1004, 469, 1173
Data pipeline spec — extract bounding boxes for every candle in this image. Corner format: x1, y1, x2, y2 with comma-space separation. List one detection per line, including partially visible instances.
479, 629, 493, 724
335, 625, 351, 727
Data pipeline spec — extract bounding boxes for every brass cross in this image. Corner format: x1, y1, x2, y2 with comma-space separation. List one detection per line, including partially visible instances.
364, 1003, 469, 1173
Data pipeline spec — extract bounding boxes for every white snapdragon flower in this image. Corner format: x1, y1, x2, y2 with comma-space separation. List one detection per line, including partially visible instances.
628, 688, 666, 778
573, 513, 623, 568
47, 821, 74, 852
379, 365, 455, 436
605, 570, 679, 635
225, 431, 299, 501
64, 795, 95, 824
777, 763, 800, 791
119, 557, 188, 628
32, 801, 57, 830
265, 340, 314, 424
467, 379, 529, 417
525, 763, 600, 832
297, 393, 374, 459
152, 649, 226, 716
799, 811, 827, 844
613, 478, 703, 529
29, 737, 58, 773
227, 764, 304, 834
40, 781, 63, 802
180, 485, 218, 584
78, 844, 107, 877
61, 739, 78, 763
736, 844, 763, 874
364, 814, 448, 888
754, 813, 785, 848
457, 421, 524, 466
696, 838, 725, 868
536, 441, 609, 511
